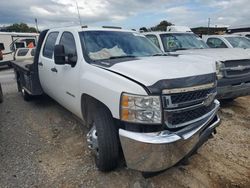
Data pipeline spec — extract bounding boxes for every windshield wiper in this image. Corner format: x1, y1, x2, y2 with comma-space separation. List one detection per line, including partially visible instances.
152, 53, 168, 56
108, 55, 137, 59
176, 48, 188, 51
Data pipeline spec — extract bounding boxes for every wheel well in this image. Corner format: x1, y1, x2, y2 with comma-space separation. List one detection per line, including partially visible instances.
81, 94, 113, 126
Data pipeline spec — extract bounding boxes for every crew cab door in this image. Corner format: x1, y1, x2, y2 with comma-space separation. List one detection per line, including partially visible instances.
53, 31, 81, 116
38, 31, 59, 99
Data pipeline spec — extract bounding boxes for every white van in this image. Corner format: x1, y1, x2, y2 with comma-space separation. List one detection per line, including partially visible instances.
0, 32, 39, 66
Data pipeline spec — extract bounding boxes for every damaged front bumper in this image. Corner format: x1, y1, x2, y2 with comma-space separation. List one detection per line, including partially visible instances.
217, 82, 250, 99
119, 100, 220, 172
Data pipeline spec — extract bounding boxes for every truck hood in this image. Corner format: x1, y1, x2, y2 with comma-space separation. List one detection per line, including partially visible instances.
105, 55, 215, 87
173, 48, 250, 61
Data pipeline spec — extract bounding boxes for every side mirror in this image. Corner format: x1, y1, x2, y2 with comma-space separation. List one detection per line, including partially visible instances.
54, 45, 66, 65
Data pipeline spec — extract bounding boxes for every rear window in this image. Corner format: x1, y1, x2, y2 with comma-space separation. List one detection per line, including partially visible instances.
17, 49, 29, 56
43, 32, 59, 59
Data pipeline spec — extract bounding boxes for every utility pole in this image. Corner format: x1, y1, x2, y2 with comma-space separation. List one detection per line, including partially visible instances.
207, 18, 211, 35
75, 0, 82, 26
35, 18, 39, 33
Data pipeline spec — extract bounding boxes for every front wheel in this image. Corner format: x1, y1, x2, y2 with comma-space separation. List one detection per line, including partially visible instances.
87, 106, 119, 171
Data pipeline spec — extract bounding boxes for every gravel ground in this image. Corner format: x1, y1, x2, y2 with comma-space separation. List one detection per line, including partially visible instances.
0, 68, 249, 188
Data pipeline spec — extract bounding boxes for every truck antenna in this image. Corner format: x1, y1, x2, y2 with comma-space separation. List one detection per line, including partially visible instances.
35, 18, 39, 33
75, 0, 82, 26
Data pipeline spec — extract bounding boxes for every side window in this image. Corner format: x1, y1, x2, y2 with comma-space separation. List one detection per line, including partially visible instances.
59, 32, 77, 66
0, 43, 5, 50
25, 39, 36, 47
207, 38, 228, 48
43, 32, 59, 59
17, 49, 29, 56
146, 35, 160, 48
15, 42, 25, 49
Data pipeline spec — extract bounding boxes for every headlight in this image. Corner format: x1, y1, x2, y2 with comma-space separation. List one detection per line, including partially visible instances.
120, 93, 162, 124
216, 61, 224, 80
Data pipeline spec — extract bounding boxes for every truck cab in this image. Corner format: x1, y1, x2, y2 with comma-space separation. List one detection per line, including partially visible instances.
144, 29, 250, 100
12, 26, 220, 172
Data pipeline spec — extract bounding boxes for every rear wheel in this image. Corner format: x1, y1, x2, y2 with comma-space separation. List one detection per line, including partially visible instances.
87, 106, 119, 171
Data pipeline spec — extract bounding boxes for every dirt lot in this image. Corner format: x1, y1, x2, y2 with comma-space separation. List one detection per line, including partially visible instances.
0, 68, 249, 188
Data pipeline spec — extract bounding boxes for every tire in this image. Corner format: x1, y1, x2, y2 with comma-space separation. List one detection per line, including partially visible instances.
89, 106, 119, 171
21, 87, 31, 101
0, 84, 3, 103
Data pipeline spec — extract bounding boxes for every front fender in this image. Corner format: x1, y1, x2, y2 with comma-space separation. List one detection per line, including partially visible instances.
80, 65, 148, 119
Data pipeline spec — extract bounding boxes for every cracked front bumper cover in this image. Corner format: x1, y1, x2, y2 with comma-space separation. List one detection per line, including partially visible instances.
119, 101, 220, 172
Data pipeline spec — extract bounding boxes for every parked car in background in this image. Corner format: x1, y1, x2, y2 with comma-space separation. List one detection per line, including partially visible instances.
14, 48, 35, 61
227, 25, 250, 39
143, 26, 250, 100
203, 35, 250, 49
12, 26, 220, 173
233, 32, 250, 39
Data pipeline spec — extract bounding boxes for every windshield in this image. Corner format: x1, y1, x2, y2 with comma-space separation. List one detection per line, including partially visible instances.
160, 33, 208, 52
79, 31, 162, 61
225, 36, 250, 48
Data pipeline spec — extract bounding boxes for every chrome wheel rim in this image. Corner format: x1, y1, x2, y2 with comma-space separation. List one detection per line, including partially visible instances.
87, 124, 99, 155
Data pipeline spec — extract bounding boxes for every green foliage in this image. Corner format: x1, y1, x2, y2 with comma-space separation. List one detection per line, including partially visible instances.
140, 20, 174, 32
5, 23, 37, 33
150, 20, 174, 31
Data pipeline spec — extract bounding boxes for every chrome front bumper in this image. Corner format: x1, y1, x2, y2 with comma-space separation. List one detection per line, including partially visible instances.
119, 100, 220, 172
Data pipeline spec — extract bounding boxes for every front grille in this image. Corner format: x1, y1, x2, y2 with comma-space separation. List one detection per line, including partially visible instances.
226, 69, 250, 77
223, 59, 250, 78
164, 103, 215, 128
224, 59, 250, 68
162, 85, 217, 129
170, 88, 216, 104
163, 87, 216, 109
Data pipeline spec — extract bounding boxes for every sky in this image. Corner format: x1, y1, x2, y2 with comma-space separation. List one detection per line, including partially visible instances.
0, 0, 249, 30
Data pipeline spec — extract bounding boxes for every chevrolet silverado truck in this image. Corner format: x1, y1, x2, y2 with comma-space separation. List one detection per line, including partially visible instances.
144, 28, 250, 100
12, 26, 220, 172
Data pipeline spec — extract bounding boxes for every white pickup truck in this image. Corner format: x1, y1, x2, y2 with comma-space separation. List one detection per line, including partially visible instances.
203, 34, 250, 49
12, 26, 220, 173
144, 29, 250, 100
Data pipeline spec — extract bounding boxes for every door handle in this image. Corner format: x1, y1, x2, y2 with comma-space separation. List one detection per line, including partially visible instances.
38, 62, 43, 66
51, 67, 58, 73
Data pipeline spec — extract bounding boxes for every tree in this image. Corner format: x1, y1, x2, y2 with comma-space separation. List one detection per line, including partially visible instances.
139, 27, 148, 32
150, 20, 174, 31
5, 23, 37, 33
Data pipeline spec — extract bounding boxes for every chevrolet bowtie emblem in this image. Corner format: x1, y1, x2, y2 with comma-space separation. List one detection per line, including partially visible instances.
203, 93, 214, 107
232, 65, 247, 71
